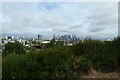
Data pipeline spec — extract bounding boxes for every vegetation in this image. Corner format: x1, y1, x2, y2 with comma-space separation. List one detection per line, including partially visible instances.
2, 37, 120, 79
3, 42, 25, 56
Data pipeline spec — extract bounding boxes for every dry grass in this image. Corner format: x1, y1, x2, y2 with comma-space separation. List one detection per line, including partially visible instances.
81, 69, 119, 78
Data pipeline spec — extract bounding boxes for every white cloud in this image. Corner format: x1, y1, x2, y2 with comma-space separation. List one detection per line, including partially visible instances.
2, 2, 118, 39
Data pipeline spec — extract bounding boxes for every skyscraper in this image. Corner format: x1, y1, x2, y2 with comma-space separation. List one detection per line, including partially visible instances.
38, 35, 42, 41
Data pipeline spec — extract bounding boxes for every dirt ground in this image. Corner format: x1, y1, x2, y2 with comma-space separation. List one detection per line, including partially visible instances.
81, 69, 119, 78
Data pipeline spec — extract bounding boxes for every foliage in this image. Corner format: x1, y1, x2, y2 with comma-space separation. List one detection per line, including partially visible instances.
2, 53, 40, 79
3, 54, 27, 79
3, 42, 25, 56
73, 55, 91, 75
72, 38, 118, 73
2, 37, 119, 79
34, 46, 74, 78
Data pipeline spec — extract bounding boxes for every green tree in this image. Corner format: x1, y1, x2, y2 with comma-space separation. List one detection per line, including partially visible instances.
3, 42, 25, 56
29, 45, 75, 78
73, 55, 91, 75
2, 54, 27, 79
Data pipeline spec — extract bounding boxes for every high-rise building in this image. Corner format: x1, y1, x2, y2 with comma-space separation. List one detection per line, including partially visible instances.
53, 33, 56, 39
38, 35, 42, 41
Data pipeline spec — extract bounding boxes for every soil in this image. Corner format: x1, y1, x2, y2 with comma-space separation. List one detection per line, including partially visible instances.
81, 69, 119, 78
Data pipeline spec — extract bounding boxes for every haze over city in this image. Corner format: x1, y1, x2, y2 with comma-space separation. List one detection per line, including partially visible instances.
1, 2, 118, 39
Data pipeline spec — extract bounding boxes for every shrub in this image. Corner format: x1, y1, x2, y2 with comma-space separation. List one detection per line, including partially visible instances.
73, 55, 91, 75
3, 42, 25, 56
2, 54, 27, 79
2, 53, 39, 79
35, 46, 75, 78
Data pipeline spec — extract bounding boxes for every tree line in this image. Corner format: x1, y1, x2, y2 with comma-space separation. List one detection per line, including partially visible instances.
2, 37, 120, 79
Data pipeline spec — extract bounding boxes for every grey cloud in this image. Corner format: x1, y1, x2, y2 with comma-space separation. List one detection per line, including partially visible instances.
89, 26, 104, 32
52, 29, 71, 33
85, 3, 118, 35
68, 24, 83, 29
2, 2, 118, 39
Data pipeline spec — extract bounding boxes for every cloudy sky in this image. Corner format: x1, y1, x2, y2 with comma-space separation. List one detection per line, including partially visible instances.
1, 2, 118, 39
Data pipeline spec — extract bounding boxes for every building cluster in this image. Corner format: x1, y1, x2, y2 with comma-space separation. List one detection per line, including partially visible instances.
53, 34, 80, 45
54, 34, 79, 41
1, 35, 38, 47
1, 33, 113, 48
2, 36, 16, 44
1, 34, 80, 47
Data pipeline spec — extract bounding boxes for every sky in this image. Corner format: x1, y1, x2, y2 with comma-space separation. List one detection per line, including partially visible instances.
1, 2, 118, 39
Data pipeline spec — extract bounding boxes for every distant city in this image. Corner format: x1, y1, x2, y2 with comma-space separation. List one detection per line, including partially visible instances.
1, 34, 78, 46
1, 33, 113, 48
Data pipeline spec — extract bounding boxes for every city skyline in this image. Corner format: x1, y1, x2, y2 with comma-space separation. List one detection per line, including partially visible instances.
1, 2, 118, 39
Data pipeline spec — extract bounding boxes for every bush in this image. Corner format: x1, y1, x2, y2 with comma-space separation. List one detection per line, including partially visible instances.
34, 46, 75, 78
2, 37, 119, 78
91, 41, 118, 73
2, 53, 40, 79
3, 42, 25, 56
73, 56, 91, 75
3, 54, 27, 79
72, 39, 118, 73
72, 40, 101, 57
